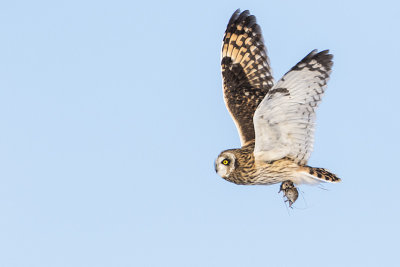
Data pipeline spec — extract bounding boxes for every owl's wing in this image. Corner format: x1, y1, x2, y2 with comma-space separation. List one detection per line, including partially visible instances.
253, 50, 333, 165
222, 10, 274, 146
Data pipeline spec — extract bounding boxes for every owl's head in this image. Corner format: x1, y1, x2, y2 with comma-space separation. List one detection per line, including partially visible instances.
215, 151, 237, 178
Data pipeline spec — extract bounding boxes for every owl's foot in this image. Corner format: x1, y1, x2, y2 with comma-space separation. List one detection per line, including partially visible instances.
279, 180, 299, 208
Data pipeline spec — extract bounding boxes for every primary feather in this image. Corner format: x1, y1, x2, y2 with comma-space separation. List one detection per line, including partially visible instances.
221, 9, 274, 145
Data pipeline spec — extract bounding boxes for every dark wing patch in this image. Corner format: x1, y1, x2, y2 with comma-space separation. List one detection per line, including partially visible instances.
221, 9, 274, 146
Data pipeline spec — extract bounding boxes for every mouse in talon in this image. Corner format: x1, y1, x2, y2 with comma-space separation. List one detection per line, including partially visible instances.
279, 180, 299, 207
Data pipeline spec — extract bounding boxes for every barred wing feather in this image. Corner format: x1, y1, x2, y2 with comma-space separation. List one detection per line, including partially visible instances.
221, 9, 274, 146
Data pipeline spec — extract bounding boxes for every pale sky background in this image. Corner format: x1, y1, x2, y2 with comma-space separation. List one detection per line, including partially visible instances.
0, 0, 399, 266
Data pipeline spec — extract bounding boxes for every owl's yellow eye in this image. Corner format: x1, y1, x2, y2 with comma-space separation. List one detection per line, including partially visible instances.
222, 159, 230, 165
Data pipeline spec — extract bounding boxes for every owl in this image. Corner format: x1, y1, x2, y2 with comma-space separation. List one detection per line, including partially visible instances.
214, 9, 341, 206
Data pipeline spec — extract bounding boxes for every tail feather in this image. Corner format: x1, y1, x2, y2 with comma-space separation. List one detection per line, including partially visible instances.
298, 166, 341, 184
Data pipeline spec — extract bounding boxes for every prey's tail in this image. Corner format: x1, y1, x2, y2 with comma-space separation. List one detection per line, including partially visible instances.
297, 166, 341, 184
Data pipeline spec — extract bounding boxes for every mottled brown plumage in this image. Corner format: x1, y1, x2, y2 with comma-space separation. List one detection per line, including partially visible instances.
215, 9, 341, 207
221, 10, 274, 145
217, 141, 301, 186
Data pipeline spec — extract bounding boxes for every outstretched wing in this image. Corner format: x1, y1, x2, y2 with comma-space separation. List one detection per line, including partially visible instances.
221, 9, 274, 146
253, 50, 333, 165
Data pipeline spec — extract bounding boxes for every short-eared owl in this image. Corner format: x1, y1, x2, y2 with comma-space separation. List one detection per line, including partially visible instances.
215, 9, 341, 206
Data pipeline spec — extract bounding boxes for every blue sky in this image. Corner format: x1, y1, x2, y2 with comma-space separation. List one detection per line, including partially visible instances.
0, 0, 399, 266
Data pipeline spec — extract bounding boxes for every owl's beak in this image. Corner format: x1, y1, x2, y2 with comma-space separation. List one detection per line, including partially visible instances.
214, 160, 217, 173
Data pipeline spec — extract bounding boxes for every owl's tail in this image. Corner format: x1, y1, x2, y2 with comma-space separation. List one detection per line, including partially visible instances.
295, 166, 341, 184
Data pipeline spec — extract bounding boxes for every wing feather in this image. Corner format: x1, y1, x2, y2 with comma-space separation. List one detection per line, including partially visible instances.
253, 50, 333, 164
221, 9, 274, 146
